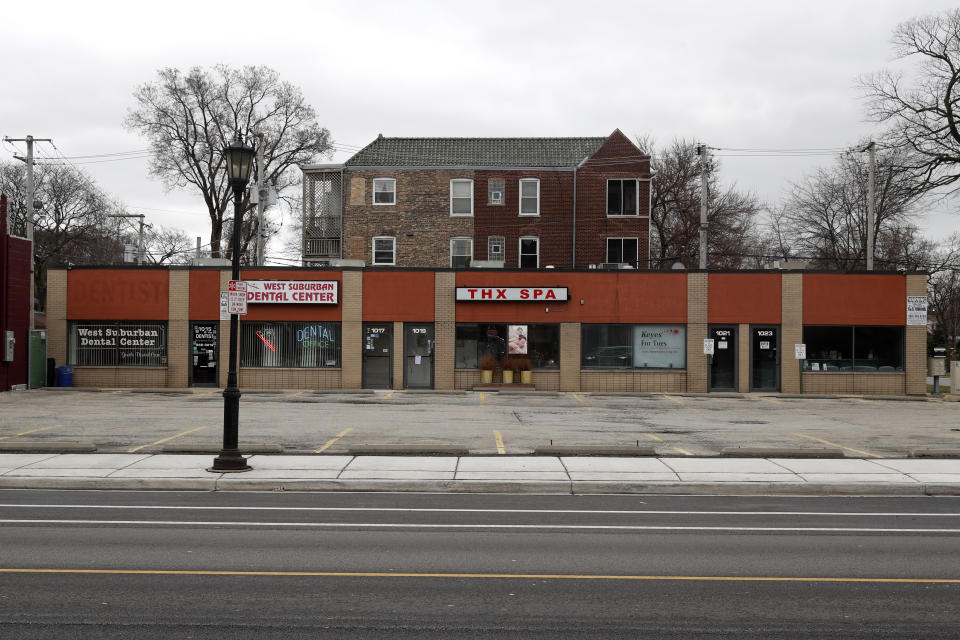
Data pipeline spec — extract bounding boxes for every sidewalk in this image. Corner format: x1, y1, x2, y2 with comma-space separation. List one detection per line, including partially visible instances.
0, 453, 958, 496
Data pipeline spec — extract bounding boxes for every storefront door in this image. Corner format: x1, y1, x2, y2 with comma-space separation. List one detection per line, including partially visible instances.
362, 323, 392, 389
404, 324, 434, 389
751, 326, 780, 392
709, 326, 737, 391
189, 322, 218, 387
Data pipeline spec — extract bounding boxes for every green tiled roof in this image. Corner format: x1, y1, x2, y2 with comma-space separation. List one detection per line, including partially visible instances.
345, 136, 608, 167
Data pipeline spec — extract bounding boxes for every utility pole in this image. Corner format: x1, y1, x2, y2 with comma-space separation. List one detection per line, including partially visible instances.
5, 135, 52, 330
108, 214, 147, 264
697, 144, 709, 270
866, 141, 876, 271
254, 132, 265, 266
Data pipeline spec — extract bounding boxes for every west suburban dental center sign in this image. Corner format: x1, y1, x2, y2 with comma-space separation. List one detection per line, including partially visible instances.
245, 280, 338, 304
456, 287, 568, 301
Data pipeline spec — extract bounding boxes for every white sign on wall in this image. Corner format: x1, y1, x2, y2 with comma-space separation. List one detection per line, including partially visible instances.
245, 280, 338, 304
703, 339, 715, 355
906, 296, 928, 326
219, 292, 230, 320
456, 287, 568, 302
795, 344, 807, 360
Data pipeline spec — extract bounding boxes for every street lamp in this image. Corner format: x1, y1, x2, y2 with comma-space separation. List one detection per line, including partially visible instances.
210, 133, 255, 472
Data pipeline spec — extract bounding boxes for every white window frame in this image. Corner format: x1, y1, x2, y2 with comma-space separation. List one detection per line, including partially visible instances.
606, 178, 640, 217
372, 236, 396, 266
450, 237, 474, 268
488, 179, 505, 205
488, 235, 505, 261
372, 178, 396, 206
606, 237, 639, 266
519, 236, 539, 269
450, 179, 474, 216
519, 178, 540, 216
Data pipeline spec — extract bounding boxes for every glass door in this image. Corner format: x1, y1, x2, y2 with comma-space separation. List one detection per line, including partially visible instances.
190, 322, 218, 387
404, 324, 433, 389
751, 326, 780, 391
709, 326, 737, 391
362, 324, 392, 389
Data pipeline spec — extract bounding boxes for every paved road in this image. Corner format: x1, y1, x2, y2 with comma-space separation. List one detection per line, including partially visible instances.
2, 388, 959, 457
0, 490, 958, 638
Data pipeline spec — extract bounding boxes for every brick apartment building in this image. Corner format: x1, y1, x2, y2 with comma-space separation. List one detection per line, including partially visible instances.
302, 130, 651, 269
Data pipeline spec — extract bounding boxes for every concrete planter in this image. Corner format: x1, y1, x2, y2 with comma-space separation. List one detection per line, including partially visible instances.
480, 370, 493, 384
502, 370, 514, 384
520, 370, 532, 385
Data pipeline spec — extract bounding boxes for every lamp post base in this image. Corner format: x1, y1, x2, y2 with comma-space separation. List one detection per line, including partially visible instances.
208, 449, 252, 472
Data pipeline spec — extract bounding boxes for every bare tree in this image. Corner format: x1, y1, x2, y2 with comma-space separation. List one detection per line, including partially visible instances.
142, 225, 194, 265
637, 137, 764, 269
774, 147, 922, 270
125, 65, 333, 259
860, 9, 960, 196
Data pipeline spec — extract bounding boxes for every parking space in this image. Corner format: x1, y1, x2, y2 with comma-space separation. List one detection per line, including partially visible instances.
0, 389, 957, 457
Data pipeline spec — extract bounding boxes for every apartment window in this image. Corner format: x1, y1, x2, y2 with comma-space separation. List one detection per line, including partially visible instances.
488, 236, 505, 261
519, 178, 540, 215
803, 326, 904, 372
519, 236, 539, 268
450, 179, 473, 216
607, 179, 638, 216
582, 324, 686, 369
240, 321, 341, 368
450, 237, 473, 268
68, 321, 168, 367
372, 178, 396, 205
488, 179, 505, 205
372, 236, 396, 265
606, 237, 639, 267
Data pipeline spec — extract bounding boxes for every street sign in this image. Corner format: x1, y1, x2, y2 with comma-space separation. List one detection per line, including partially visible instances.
795, 344, 806, 360
703, 338, 715, 355
227, 290, 247, 315
219, 292, 229, 320
228, 280, 247, 293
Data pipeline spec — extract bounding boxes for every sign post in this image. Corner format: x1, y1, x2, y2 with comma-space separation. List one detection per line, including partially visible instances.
703, 339, 715, 392
795, 343, 806, 394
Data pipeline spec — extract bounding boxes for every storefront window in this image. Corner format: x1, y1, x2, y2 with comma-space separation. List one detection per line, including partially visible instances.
803, 326, 903, 372
582, 324, 686, 369
455, 324, 559, 369
68, 321, 167, 367
240, 321, 341, 368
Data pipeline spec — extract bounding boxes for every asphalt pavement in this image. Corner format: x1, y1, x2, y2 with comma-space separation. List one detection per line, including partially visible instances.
0, 491, 958, 638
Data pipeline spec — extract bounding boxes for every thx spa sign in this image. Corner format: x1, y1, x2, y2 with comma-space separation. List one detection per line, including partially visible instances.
455, 287, 568, 302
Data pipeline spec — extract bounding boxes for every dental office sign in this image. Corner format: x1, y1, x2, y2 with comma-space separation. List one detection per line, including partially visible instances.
456, 287, 568, 302
244, 280, 338, 304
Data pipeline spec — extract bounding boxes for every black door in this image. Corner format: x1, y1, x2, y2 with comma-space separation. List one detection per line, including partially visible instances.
362, 324, 392, 389
404, 324, 434, 389
751, 326, 780, 391
709, 326, 737, 391
190, 322, 218, 387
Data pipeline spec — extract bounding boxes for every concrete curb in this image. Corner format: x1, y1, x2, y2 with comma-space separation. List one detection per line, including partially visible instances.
0, 442, 97, 453
719, 447, 844, 458
534, 445, 657, 456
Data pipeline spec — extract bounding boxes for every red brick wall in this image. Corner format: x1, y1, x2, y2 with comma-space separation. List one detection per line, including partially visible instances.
709, 273, 781, 324
188, 270, 222, 320
68, 269, 169, 320
1, 193, 31, 389
363, 270, 435, 321
803, 274, 906, 325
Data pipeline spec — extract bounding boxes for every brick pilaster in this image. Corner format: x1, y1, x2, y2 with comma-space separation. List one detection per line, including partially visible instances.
393, 321, 404, 389
167, 270, 189, 388
738, 323, 750, 392
559, 322, 580, 391
45, 269, 68, 365
781, 273, 803, 394
686, 273, 708, 392
341, 271, 363, 389
905, 274, 928, 395
433, 272, 456, 390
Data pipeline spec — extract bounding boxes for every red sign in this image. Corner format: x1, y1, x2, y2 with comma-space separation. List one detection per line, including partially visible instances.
455, 287, 568, 302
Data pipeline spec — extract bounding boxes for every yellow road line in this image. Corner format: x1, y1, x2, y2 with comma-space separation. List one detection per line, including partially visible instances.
128, 426, 206, 453
493, 430, 506, 454
662, 394, 684, 406
0, 568, 957, 584
315, 428, 353, 453
641, 433, 693, 456
284, 391, 304, 400
792, 433, 883, 458
383, 392, 394, 400
0, 425, 61, 442
572, 393, 585, 404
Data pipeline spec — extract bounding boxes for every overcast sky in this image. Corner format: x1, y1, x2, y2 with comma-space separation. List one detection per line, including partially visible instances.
3, 0, 958, 261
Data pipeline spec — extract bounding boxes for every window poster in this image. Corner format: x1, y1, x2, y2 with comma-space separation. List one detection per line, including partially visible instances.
508, 325, 528, 354
633, 326, 686, 368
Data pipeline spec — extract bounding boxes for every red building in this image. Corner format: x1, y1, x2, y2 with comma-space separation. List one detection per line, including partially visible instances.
0, 194, 32, 391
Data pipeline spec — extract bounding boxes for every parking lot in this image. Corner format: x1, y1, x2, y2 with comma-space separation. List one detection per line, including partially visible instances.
0, 388, 958, 458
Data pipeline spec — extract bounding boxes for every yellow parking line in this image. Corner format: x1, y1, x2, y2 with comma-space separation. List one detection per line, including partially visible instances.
493, 430, 506, 454
641, 433, 693, 456
759, 396, 785, 405
315, 428, 353, 453
383, 392, 394, 400
662, 394, 684, 405
480, 393, 485, 407
128, 426, 206, 453
856, 398, 882, 405
793, 433, 883, 458
0, 425, 62, 441
572, 393, 585, 404
284, 391, 304, 400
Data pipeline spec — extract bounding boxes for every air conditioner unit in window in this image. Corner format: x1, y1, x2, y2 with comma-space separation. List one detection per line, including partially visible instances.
490, 191, 503, 204
599, 262, 634, 269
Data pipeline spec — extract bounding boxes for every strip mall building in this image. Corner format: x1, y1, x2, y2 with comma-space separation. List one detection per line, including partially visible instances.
45, 267, 928, 395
